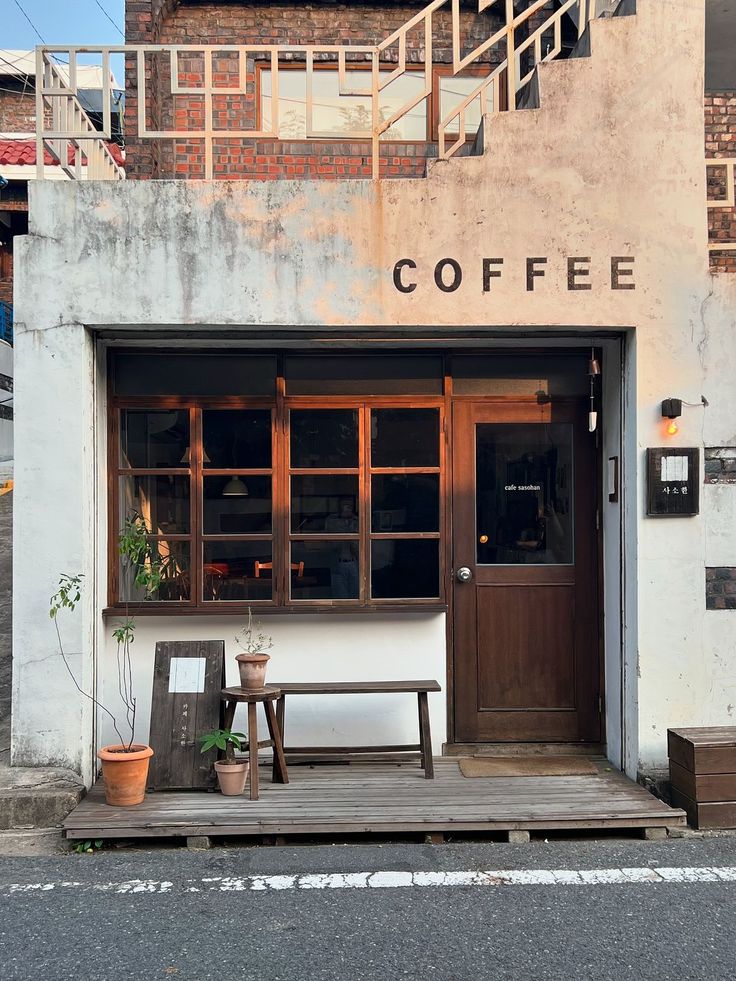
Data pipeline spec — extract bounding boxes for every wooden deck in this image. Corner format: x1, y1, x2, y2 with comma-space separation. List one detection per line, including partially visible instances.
64, 759, 686, 840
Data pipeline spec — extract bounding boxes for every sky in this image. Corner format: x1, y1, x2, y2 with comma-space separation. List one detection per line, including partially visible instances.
3, 0, 125, 47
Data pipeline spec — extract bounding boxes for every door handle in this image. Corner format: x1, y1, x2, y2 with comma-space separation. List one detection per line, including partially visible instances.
456, 566, 473, 583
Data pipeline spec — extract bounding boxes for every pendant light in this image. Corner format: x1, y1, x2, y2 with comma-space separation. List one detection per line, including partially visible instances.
222, 476, 249, 497
588, 347, 599, 433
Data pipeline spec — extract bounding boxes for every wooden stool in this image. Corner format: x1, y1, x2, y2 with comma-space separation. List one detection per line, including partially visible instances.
220, 686, 289, 801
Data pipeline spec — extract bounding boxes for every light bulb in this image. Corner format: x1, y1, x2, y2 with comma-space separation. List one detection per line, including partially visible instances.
667, 419, 679, 436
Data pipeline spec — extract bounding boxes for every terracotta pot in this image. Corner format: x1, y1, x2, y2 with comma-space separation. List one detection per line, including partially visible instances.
97, 744, 153, 807
214, 759, 249, 796
236, 652, 270, 691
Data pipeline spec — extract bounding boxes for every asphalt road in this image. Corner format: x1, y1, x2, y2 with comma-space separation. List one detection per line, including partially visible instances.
0, 836, 735, 980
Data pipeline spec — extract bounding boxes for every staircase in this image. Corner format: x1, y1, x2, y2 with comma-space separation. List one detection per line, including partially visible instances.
35, 0, 637, 181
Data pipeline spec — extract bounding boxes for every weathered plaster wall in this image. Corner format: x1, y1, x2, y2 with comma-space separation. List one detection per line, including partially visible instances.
12, 0, 735, 780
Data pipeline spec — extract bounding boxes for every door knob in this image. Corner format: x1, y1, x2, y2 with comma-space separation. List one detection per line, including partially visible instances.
456, 566, 473, 583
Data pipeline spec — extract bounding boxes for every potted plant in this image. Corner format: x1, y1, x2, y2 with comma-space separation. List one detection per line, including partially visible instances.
49, 512, 162, 806
200, 729, 249, 796
234, 607, 273, 690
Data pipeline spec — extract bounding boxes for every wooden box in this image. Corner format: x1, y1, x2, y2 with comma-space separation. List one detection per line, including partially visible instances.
668, 727, 736, 830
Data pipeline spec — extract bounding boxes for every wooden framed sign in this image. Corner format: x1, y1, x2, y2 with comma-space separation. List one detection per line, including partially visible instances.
147, 640, 225, 790
646, 448, 700, 517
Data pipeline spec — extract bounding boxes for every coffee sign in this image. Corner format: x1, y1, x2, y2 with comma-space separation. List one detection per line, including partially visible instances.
392, 256, 636, 293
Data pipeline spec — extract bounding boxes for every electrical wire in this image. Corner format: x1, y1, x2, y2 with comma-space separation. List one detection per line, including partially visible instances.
12, 0, 46, 45
93, 0, 125, 41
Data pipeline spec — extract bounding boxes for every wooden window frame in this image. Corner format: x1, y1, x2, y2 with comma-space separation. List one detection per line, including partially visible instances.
256, 61, 499, 145
108, 390, 446, 615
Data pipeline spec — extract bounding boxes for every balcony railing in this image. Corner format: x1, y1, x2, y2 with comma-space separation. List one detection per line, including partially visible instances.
35, 0, 601, 180
0, 302, 12, 346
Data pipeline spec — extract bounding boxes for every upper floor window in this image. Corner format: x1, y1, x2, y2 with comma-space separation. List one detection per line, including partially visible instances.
259, 65, 489, 142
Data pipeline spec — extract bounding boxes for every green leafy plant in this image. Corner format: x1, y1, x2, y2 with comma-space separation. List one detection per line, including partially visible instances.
234, 607, 273, 655
73, 839, 103, 855
199, 729, 247, 765
51, 513, 166, 753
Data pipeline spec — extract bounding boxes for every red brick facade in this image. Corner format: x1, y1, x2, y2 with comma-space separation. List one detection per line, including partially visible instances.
0, 79, 36, 135
124, 0, 503, 179
705, 90, 736, 274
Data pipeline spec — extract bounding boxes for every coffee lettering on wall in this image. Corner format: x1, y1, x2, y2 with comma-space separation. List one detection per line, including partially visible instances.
392, 256, 637, 293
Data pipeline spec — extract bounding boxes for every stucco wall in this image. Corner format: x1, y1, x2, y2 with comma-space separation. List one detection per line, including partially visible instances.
12, 0, 736, 782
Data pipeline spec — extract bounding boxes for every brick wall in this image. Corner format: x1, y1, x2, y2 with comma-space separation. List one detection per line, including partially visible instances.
0, 79, 36, 133
125, 0, 503, 179
706, 568, 736, 610
705, 90, 736, 273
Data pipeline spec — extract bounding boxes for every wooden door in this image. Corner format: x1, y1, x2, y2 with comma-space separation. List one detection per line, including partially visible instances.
452, 399, 600, 743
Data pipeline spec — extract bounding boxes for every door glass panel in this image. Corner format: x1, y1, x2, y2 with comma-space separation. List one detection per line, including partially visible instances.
371, 409, 439, 468
476, 424, 574, 565
290, 410, 359, 468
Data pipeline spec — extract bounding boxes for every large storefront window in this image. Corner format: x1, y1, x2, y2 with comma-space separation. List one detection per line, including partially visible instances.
110, 354, 445, 611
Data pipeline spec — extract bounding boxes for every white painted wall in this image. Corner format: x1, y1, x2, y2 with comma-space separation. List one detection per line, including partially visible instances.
99, 615, 447, 752
11, 0, 736, 783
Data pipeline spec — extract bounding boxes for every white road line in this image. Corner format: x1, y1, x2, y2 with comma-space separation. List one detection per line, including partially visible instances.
3, 867, 736, 895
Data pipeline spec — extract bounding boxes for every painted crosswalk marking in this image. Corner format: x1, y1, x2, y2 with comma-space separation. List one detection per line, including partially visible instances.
3, 867, 736, 895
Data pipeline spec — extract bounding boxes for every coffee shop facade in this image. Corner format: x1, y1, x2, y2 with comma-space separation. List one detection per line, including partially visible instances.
11, 0, 736, 790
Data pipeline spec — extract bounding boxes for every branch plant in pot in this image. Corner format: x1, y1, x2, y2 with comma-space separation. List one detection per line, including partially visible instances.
49, 513, 161, 806
234, 608, 273, 691
200, 729, 249, 796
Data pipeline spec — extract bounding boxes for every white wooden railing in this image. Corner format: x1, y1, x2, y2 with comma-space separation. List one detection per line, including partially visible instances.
36, 0, 601, 181
706, 158, 736, 252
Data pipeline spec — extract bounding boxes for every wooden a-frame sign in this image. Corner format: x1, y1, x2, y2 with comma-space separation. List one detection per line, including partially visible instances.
148, 640, 225, 790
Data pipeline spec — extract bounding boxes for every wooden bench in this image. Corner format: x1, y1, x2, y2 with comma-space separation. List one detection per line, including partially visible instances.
273, 680, 441, 779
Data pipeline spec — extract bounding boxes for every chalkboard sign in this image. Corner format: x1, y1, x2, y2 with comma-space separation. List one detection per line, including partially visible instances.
148, 640, 225, 790
646, 448, 699, 517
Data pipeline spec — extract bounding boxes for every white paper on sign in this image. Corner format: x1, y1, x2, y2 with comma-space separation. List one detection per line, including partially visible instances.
661, 455, 688, 482
169, 657, 207, 693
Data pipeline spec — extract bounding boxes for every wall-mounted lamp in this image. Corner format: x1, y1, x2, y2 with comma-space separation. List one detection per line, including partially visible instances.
661, 398, 682, 436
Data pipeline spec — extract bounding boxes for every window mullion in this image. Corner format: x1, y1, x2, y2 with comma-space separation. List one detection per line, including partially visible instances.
361, 402, 370, 605
276, 368, 287, 606
191, 405, 201, 608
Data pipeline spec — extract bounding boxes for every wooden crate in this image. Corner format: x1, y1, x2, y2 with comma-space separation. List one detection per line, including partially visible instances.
668, 727, 736, 829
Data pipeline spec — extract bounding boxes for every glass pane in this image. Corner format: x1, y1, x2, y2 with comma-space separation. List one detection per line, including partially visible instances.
113, 354, 276, 397
203, 541, 273, 601
371, 540, 439, 599
119, 540, 190, 602
120, 409, 189, 468
476, 424, 574, 565
291, 541, 360, 600
119, 476, 190, 535
262, 69, 426, 141
439, 75, 484, 134
371, 409, 439, 468
290, 409, 358, 468
202, 409, 271, 470
203, 476, 272, 534
371, 474, 439, 532
291, 475, 359, 533
284, 355, 443, 396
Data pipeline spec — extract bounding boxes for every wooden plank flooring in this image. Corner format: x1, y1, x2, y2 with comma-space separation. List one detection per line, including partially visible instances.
64, 759, 686, 839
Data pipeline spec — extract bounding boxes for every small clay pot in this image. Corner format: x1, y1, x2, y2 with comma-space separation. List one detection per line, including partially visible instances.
236, 652, 270, 691
97, 744, 154, 806
214, 759, 249, 796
